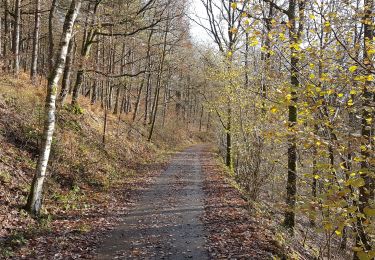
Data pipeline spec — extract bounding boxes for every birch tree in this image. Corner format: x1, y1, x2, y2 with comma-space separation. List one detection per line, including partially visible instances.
25, 0, 82, 215
12, 0, 21, 75
30, 0, 41, 83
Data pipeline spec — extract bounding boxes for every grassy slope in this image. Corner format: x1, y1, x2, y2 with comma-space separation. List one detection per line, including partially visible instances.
0, 75, 195, 258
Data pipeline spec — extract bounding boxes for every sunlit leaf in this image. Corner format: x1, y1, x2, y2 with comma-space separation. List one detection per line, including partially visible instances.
231, 2, 237, 9
349, 66, 358, 73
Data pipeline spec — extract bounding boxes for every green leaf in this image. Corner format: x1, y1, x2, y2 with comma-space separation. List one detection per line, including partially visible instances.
357, 251, 370, 260
351, 177, 365, 188
364, 207, 375, 217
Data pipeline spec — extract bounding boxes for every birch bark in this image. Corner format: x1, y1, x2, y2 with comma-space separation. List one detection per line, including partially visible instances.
26, 0, 82, 215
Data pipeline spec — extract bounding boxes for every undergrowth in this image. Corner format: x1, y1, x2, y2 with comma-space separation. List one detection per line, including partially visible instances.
0, 74, 200, 258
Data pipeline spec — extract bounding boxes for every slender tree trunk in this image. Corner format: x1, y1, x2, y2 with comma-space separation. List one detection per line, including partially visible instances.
199, 105, 204, 132
148, 86, 160, 142
3, 0, 9, 65
284, 0, 305, 232
120, 90, 126, 113
30, 0, 40, 83
72, 70, 84, 105
176, 90, 182, 118
260, 5, 273, 112
244, 32, 249, 88
355, 0, 374, 255
71, 3, 98, 105
25, 0, 81, 216
91, 40, 101, 104
226, 105, 232, 168
340, 136, 353, 250
139, 30, 153, 123
148, 19, 169, 142
103, 91, 108, 145
91, 84, 98, 105
162, 83, 168, 127
12, 0, 21, 75
144, 67, 152, 125
0, 14, 2, 59
311, 123, 319, 226
113, 43, 125, 115
23, 28, 31, 72
207, 110, 211, 131
48, 0, 57, 72
132, 79, 144, 122
149, 77, 156, 124
100, 81, 104, 108
58, 38, 75, 105
113, 86, 121, 114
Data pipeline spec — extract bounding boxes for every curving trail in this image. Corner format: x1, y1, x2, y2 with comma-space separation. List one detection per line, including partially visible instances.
96, 145, 209, 259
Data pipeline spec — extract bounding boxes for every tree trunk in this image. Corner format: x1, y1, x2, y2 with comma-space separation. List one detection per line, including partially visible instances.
12, 0, 21, 75
148, 19, 169, 142
25, 0, 81, 216
59, 38, 75, 105
162, 83, 168, 127
355, 0, 374, 255
103, 91, 108, 145
284, 0, 305, 233
0, 13, 2, 58
199, 105, 204, 132
71, 3, 98, 105
226, 105, 232, 168
113, 86, 121, 114
148, 86, 160, 142
30, 0, 40, 83
138, 30, 153, 123
144, 68, 152, 125
260, 5, 273, 112
91, 40, 101, 104
72, 69, 84, 105
48, 0, 57, 72
244, 31, 249, 88
133, 78, 145, 122
3, 0, 9, 66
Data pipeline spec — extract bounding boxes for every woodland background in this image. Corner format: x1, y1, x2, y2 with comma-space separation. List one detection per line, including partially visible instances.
0, 0, 374, 259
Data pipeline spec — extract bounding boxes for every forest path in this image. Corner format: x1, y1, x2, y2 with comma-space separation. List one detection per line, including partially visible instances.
96, 145, 209, 259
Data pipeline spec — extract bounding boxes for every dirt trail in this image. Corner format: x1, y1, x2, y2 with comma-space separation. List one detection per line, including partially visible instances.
96, 145, 208, 259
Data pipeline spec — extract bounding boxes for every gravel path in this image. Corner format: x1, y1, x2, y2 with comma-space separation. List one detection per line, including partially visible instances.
96, 145, 208, 259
